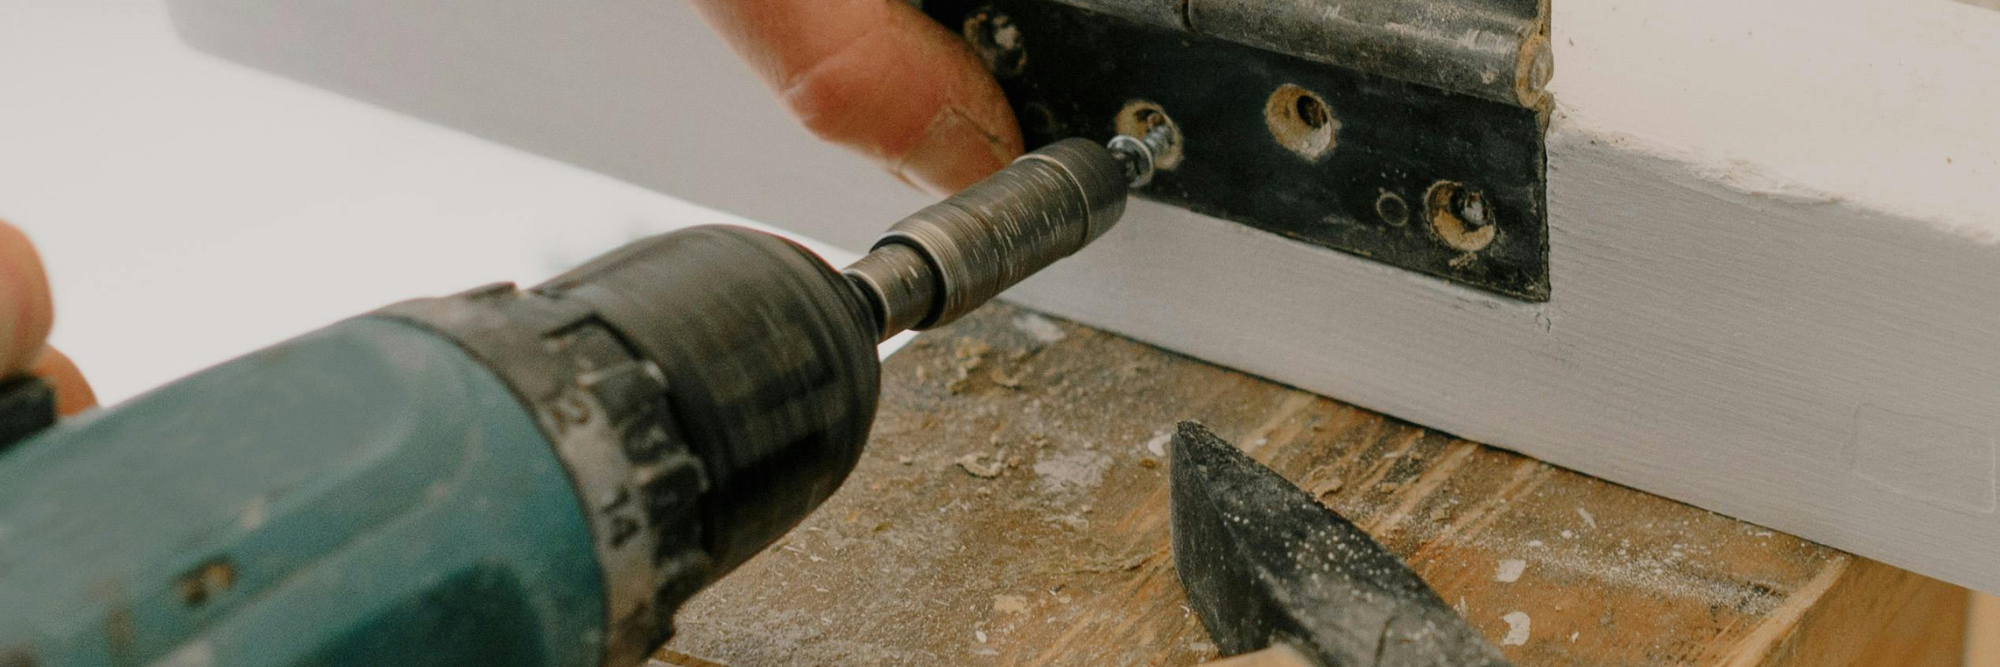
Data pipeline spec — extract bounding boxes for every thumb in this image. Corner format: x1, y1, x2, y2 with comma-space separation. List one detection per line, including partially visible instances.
686, 0, 1023, 195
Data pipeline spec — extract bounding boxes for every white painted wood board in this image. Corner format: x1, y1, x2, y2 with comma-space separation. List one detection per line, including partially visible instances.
166, 0, 2000, 595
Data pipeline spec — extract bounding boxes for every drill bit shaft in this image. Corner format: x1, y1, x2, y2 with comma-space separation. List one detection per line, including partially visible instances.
844, 134, 1167, 341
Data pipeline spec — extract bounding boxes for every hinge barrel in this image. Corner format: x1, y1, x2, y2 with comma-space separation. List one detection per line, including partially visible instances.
1009, 0, 1551, 107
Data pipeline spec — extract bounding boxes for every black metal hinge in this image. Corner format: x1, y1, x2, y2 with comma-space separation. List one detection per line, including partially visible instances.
927, 0, 1554, 301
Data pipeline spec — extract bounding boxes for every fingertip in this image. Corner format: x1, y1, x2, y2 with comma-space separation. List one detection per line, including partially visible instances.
696, 0, 1021, 193
877, 1, 1023, 189
0, 220, 55, 376
893, 105, 1016, 196
795, 5, 1022, 193
32, 347, 95, 416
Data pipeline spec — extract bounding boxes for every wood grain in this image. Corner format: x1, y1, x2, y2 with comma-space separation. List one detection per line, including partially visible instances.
1201, 646, 1314, 667
1970, 593, 2000, 666
657, 305, 1964, 666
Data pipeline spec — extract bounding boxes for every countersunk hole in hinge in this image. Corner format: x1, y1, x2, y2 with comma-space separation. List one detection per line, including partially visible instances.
1425, 181, 1498, 252
1115, 100, 1184, 170
1265, 84, 1338, 161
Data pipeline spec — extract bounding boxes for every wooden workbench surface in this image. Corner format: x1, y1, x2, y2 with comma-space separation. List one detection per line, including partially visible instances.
659, 305, 1966, 666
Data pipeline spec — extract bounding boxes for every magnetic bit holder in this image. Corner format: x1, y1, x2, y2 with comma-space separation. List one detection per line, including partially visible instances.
843, 130, 1171, 340
1169, 421, 1513, 667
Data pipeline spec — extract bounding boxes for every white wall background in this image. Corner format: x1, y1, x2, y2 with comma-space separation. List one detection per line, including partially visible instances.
0, 0, 873, 404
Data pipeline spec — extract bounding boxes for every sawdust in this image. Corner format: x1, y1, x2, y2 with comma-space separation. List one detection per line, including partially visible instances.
947, 339, 994, 394
993, 595, 1029, 614
957, 452, 1007, 478
1051, 549, 1155, 575
1013, 312, 1068, 345
1501, 611, 1532, 646
991, 370, 1026, 389
954, 338, 992, 361
1032, 450, 1112, 494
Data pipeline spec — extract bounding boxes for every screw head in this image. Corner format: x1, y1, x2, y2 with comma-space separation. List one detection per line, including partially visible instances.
1107, 134, 1156, 188
1424, 181, 1499, 253
1451, 188, 1493, 229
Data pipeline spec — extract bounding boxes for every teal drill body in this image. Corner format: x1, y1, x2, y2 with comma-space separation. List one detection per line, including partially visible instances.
0, 226, 890, 667
0, 138, 1144, 667
0, 318, 607, 666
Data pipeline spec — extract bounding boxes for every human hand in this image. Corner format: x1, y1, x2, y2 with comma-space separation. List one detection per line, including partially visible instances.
686, 0, 1022, 196
0, 221, 95, 416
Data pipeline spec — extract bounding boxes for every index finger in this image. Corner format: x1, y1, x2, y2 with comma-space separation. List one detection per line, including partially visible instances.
686, 0, 1023, 195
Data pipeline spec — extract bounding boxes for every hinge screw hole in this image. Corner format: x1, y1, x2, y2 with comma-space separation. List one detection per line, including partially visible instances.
1425, 181, 1498, 252
1115, 100, 1184, 170
1265, 84, 1338, 161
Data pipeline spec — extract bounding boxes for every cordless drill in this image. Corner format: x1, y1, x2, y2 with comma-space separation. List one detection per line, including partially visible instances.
0, 134, 1170, 667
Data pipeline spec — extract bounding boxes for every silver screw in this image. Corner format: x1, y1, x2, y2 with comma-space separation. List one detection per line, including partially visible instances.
1108, 115, 1180, 188
1452, 188, 1493, 229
